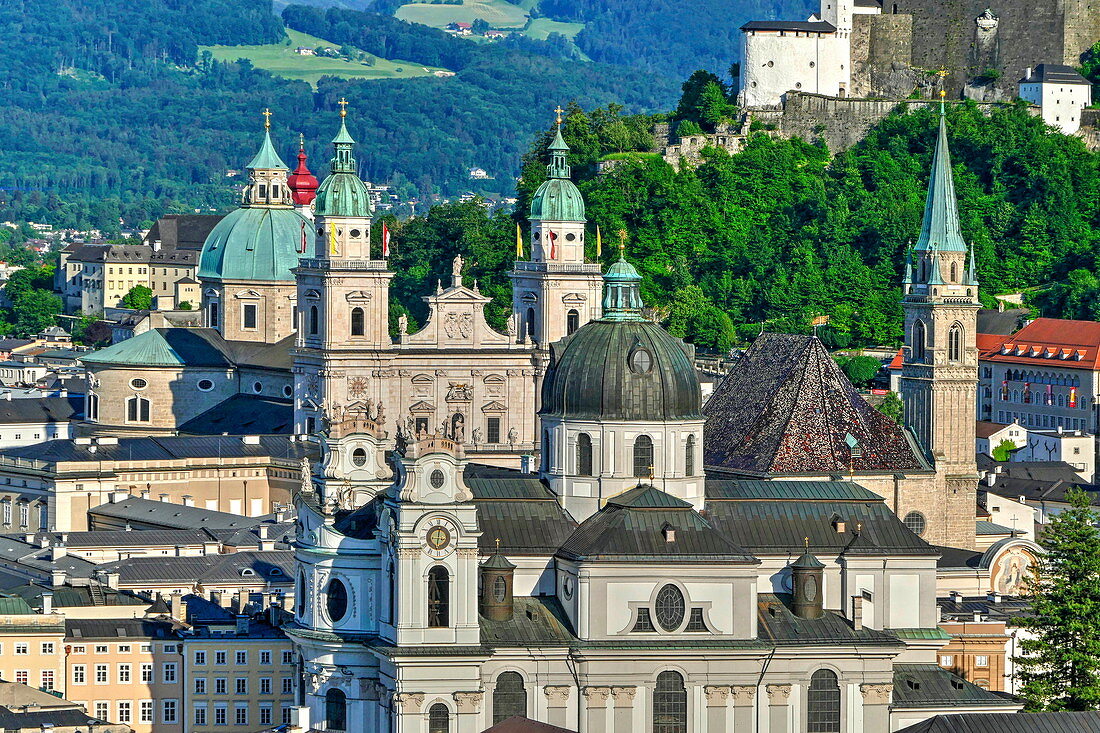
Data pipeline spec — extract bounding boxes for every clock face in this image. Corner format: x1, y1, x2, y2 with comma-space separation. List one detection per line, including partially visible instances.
428, 527, 450, 550
423, 517, 457, 559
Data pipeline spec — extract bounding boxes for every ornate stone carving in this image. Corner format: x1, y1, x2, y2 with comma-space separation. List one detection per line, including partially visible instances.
348, 376, 368, 398
393, 692, 424, 713
611, 686, 637, 705
453, 691, 482, 714
456, 547, 479, 558
704, 686, 731, 705
766, 684, 792, 704
730, 685, 756, 705
975, 8, 998, 30
860, 683, 893, 704
544, 686, 572, 705
446, 383, 473, 402
582, 687, 611, 706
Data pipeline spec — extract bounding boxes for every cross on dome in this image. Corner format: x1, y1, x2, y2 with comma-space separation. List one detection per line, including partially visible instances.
554, 105, 564, 125
262, 108, 272, 130
338, 97, 348, 118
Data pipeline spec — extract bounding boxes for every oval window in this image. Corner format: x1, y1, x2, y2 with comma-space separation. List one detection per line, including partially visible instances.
283, 385, 293, 398
253, 382, 263, 394
197, 379, 214, 392
565, 232, 576, 241
350, 229, 361, 238
629, 349, 653, 374
533, 231, 541, 241
130, 378, 148, 390
316, 227, 325, 236
493, 575, 507, 602
430, 470, 446, 489
654, 584, 685, 631
325, 578, 348, 623
351, 448, 367, 467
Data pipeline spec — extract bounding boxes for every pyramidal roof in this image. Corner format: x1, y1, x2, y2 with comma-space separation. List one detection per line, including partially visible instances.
703, 334, 928, 474
246, 128, 288, 171
914, 107, 967, 253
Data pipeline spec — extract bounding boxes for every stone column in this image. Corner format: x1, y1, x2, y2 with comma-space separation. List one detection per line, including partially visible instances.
544, 686, 571, 729
766, 684, 791, 733
704, 686, 730, 732
583, 686, 610, 733
392, 692, 424, 733
860, 683, 892, 733
611, 686, 636, 732
731, 685, 756, 731
453, 691, 483, 733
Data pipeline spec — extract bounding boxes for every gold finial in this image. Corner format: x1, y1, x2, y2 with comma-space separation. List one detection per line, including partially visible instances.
495, 538, 501, 550
647, 465, 655, 480
555, 105, 564, 126
262, 108, 272, 130
618, 229, 627, 253
338, 97, 348, 118
804, 536, 809, 550
940, 89, 946, 100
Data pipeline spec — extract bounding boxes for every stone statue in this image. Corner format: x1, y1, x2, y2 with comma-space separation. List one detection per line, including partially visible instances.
508, 427, 518, 445
405, 416, 415, 437
299, 456, 312, 494
452, 254, 464, 287
398, 313, 408, 335
472, 427, 482, 444
506, 313, 516, 337
375, 402, 385, 424
453, 415, 465, 443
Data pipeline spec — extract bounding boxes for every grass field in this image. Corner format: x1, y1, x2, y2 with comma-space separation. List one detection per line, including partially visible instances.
395, 0, 528, 29
200, 29, 447, 88
523, 17, 584, 40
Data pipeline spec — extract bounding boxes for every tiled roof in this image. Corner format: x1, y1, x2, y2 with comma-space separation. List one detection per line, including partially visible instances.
704, 334, 926, 474
975, 421, 1010, 439
979, 318, 1100, 369
892, 664, 1021, 708
97, 550, 294, 584
179, 394, 292, 435
90, 497, 271, 531
65, 618, 176, 639
484, 717, 576, 733
0, 434, 315, 466
0, 395, 81, 424
896, 712, 1100, 733
977, 308, 1030, 336
143, 215, 224, 251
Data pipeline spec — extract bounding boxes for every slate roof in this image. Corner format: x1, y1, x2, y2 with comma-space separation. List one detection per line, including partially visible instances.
90, 497, 271, 531
144, 214, 224, 251
0, 434, 315, 466
0, 706, 105, 730
557, 486, 755, 562
977, 308, 1029, 336
0, 394, 81, 424
937, 595, 1030, 623
66, 618, 176, 640
896, 712, 1098, 733
464, 465, 578, 555
97, 550, 294, 585
705, 478, 883, 501
480, 596, 576, 647
703, 334, 927, 475
179, 394, 293, 435
0, 534, 99, 578
4, 582, 148, 609
741, 19, 836, 32
757, 593, 901, 646
1020, 63, 1091, 85
979, 457, 1098, 504
936, 546, 983, 569
892, 664, 1020, 708
975, 520, 1019, 536
36, 528, 216, 548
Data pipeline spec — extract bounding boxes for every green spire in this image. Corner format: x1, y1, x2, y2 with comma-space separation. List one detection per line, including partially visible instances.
928, 255, 945, 285
966, 244, 978, 286
312, 99, 372, 218
546, 105, 571, 179
246, 109, 289, 171
329, 98, 357, 174
602, 238, 644, 321
914, 104, 967, 253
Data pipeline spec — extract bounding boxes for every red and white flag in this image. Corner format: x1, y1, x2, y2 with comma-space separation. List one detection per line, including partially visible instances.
381, 222, 390, 258
549, 230, 557, 259
299, 220, 308, 253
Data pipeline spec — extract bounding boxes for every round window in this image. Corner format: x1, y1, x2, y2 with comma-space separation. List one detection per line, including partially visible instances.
351, 448, 367, 467
130, 378, 147, 390
904, 511, 927, 536
325, 578, 349, 623
430, 470, 446, 489
565, 232, 576, 241
533, 231, 541, 240
316, 227, 325, 236
197, 379, 214, 392
350, 229, 361, 238
629, 348, 653, 374
283, 385, 293, 398
252, 381, 263, 394
654, 584, 685, 631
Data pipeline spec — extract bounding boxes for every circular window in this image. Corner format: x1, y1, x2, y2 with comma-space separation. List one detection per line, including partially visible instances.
197, 379, 214, 392
317, 227, 324, 236
562, 576, 575, 600
252, 381, 263, 394
767, 60, 774, 67
129, 378, 147, 390
751, 81, 757, 88
283, 385, 293, 398
654, 584, 685, 631
351, 448, 367, 467
904, 511, 927, 536
533, 231, 541, 240
430, 470, 446, 489
325, 578, 348, 623
493, 575, 507, 602
809, 61, 816, 68
350, 229, 361, 238
565, 232, 576, 241
795, 82, 802, 89
629, 348, 653, 374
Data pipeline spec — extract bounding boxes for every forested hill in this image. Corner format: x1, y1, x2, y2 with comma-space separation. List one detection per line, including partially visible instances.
0, 0, 676, 232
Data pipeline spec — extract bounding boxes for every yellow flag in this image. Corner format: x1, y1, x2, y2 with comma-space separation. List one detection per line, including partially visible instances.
596, 225, 602, 257
516, 222, 523, 259
330, 222, 338, 256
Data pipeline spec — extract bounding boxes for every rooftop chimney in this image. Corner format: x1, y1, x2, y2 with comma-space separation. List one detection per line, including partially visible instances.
851, 595, 863, 631
50, 569, 67, 588
170, 591, 187, 624
41, 590, 53, 615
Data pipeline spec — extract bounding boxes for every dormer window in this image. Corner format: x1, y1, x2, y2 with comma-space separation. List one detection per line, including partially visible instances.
662, 523, 676, 543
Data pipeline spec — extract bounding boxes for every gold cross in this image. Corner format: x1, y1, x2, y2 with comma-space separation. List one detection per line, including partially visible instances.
495, 538, 501, 550
338, 97, 348, 118
804, 536, 810, 550
555, 105, 564, 125
262, 108, 272, 130
647, 465, 654, 480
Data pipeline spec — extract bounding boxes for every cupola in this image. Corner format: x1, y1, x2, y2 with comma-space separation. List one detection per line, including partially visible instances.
791, 539, 825, 620
287, 134, 319, 206
479, 541, 516, 621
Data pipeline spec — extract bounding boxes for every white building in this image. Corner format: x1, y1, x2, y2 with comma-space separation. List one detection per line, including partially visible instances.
1018, 64, 1092, 134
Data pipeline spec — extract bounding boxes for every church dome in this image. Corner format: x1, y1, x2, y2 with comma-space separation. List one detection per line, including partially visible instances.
540, 256, 700, 422
198, 206, 310, 282
313, 113, 372, 218
529, 126, 585, 223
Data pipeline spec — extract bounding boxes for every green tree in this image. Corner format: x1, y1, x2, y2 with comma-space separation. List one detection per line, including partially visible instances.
177, 301, 194, 310
4, 265, 55, 305
992, 438, 1017, 462
837, 355, 882, 387
11, 290, 61, 337
120, 285, 153, 310
1016, 487, 1100, 711
876, 391, 903, 424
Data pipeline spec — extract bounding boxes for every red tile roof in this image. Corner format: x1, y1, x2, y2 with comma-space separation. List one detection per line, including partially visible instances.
888, 347, 903, 371
979, 318, 1100, 369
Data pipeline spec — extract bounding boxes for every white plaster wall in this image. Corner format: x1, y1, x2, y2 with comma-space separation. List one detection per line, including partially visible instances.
741, 31, 851, 107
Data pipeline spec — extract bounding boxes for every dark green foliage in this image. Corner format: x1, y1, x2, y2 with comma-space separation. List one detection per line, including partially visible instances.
177, 301, 194, 311
120, 285, 154, 311
992, 438, 1016, 462
71, 313, 113, 347
836, 355, 882, 387
11, 290, 61, 338
1016, 487, 1100, 711
876, 391, 904, 424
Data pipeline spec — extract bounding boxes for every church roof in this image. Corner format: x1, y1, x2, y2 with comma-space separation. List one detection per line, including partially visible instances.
178, 394, 293, 435
198, 206, 310, 282
246, 128, 288, 171
914, 108, 968, 253
79, 328, 233, 367
891, 664, 1021, 709
703, 333, 928, 474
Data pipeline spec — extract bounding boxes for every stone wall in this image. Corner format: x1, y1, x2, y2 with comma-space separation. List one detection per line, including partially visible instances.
852, 13, 918, 98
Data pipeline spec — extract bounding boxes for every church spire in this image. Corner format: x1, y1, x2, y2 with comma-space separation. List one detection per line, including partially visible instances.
329, 98, 358, 175
914, 102, 967, 254
546, 106, 571, 180
246, 109, 289, 171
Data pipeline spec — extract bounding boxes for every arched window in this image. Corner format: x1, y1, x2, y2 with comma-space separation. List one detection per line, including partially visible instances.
492, 672, 527, 724
350, 307, 364, 336
948, 323, 962, 362
633, 435, 654, 478
325, 689, 347, 732
542, 429, 552, 472
653, 671, 687, 733
427, 566, 449, 628
526, 307, 536, 340
685, 435, 696, 476
912, 320, 926, 362
309, 305, 319, 335
576, 433, 593, 476
87, 393, 99, 421
807, 669, 841, 732
950, 261, 958, 283
126, 396, 150, 423
428, 704, 450, 733
566, 309, 579, 335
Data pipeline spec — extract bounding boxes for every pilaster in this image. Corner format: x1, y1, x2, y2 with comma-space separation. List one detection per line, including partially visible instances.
583, 686, 610, 733
611, 686, 636, 733
704, 685, 730, 732
731, 685, 756, 731
766, 684, 791, 733
544, 685, 571, 728
860, 683, 892, 733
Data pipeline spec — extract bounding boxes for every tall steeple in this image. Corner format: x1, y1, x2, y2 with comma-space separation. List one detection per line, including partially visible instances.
914, 102, 967, 255
312, 98, 373, 253
243, 109, 292, 208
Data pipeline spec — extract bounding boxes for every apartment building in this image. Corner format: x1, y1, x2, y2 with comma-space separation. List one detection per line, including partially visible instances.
0, 595, 65, 695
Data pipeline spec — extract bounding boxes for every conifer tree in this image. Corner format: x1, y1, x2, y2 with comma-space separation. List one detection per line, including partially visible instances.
1016, 487, 1100, 711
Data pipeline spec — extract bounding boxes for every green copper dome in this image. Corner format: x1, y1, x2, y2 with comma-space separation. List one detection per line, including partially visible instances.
529, 125, 586, 223
198, 207, 310, 282
540, 260, 700, 421
314, 115, 372, 218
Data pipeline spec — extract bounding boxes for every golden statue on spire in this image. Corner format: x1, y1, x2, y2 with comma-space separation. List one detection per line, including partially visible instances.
554, 105, 564, 126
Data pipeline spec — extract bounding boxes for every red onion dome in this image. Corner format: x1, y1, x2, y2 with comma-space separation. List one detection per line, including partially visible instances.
287, 137, 319, 206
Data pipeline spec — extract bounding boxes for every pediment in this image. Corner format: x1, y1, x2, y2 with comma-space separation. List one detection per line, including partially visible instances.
409, 400, 435, 413
233, 289, 262, 299
345, 290, 372, 303
481, 400, 507, 412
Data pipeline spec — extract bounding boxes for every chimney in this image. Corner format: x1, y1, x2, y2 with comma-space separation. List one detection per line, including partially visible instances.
38, 536, 49, 549
479, 548, 516, 622
949, 590, 963, 603
140, 489, 150, 500
23, 532, 35, 544
851, 595, 863, 631
50, 569, 66, 587
1058, 425, 1064, 434
236, 614, 250, 635
50, 542, 66, 560
273, 507, 286, 523
258, 525, 269, 540
233, 592, 248, 616
520, 455, 534, 474
1024, 66, 1032, 81
293, 707, 311, 730
170, 591, 187, 623
242, 435, 260, 445
219, 591, 232, 609
103, 571, 120, 589
153, 239, 162, 252
41, 591, 53, 614
987, 591, 1002, 603
182, 495, 194, 507
973, 611, 983, 622
158, 493, 169, 502
108, 491, 130, 504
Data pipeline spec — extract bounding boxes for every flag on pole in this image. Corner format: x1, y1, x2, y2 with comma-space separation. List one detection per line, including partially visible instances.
549, 230, 557, 259
299, 220, 308, 254
381, 222, 390, 258
515, 223, 523, 259
596, 225, 602, 257
329, 222, 338, 255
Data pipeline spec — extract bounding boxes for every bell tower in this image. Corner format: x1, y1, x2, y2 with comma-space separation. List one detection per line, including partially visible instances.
899, 101, 980, 548
510, 109, 603, 346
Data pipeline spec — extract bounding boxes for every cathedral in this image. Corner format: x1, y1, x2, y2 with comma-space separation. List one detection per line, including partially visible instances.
75, 101, 1011, 731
